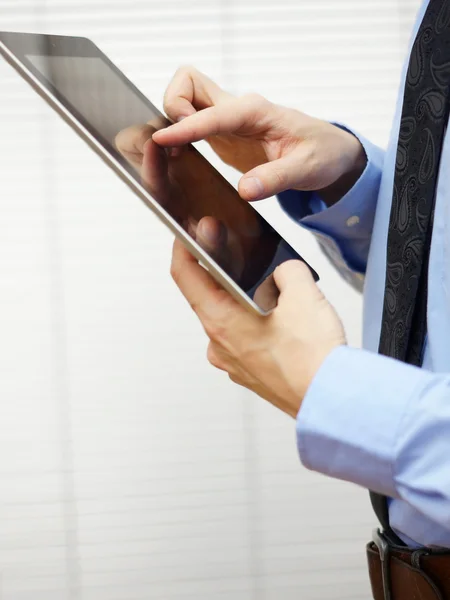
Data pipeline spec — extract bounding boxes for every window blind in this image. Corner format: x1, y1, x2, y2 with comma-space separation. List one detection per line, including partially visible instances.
0, 1, 421, 599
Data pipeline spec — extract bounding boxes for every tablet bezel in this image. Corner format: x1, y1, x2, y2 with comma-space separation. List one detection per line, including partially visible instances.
0, 32, 316, 316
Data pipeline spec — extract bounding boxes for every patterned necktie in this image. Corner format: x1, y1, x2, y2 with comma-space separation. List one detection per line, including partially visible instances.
370, 0, 450, 540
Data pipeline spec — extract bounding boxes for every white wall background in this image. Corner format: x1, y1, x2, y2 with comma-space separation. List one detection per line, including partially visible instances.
0, 1, 421, 599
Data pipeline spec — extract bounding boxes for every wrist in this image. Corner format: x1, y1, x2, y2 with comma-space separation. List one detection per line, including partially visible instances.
319, 128, 367, 207
280, 341, 346, 418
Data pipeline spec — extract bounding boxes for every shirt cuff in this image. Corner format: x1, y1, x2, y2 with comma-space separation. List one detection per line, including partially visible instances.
278, 127, 384, 273
296, 345, 428, 498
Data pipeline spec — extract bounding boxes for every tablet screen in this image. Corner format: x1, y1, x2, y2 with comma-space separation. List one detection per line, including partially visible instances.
18, 39, 316, 311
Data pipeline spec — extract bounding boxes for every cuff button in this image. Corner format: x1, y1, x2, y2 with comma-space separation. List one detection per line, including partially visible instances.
346, 215, 360, 227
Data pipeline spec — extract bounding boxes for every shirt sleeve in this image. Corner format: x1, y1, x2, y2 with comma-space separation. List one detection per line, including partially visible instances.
298, 345, 450, 534
277, 127, 385, 292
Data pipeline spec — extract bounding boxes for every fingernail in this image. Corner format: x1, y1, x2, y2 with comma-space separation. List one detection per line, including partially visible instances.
177, 115, 187, 122
241, 177, 264, 200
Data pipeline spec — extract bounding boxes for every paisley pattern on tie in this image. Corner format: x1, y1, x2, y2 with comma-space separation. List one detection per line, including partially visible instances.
378, 0, 450, 365
371, 0, 450, 539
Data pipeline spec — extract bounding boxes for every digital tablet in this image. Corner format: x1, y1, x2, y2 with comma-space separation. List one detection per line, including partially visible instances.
0, 31, 318, 316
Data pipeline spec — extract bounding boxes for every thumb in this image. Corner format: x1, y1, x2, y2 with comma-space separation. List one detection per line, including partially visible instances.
238, 144, 315, 200
165, 98, 197, 123
273, 260, 319, 296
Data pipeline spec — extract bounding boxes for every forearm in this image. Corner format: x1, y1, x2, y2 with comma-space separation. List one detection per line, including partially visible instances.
297, 345, 450, 538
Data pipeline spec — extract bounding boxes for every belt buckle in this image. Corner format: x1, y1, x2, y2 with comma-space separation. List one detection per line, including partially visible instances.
372, 528, 392, 600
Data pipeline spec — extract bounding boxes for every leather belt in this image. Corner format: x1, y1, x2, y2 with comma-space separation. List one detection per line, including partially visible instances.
367, 529, 450, 600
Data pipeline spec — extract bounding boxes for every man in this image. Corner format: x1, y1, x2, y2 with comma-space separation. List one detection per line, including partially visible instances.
128, 0, 450, 596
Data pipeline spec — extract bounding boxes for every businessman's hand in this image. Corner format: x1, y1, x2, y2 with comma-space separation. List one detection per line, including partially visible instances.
153, 66, 367, 205
170, 239, 346, 418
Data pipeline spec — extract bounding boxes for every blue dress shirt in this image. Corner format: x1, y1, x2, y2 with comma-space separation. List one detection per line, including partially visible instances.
278, 0, 450, 548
